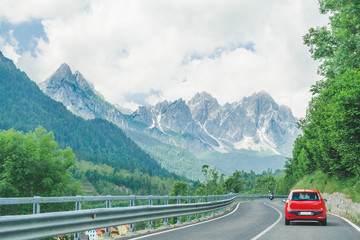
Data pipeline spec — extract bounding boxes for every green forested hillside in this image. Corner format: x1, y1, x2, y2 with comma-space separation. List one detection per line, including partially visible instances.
284, 0, 360, 192
125, 129, 204, 181
0, 52, 178, 195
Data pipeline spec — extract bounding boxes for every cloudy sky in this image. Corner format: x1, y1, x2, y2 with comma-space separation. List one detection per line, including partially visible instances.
0, 0, 329, 117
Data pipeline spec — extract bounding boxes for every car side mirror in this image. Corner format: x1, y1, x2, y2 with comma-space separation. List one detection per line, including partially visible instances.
281, 199, 287, 203
323, 199, 327, 202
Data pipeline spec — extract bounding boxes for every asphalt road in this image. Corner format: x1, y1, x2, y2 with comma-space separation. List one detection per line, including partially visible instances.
128, 200, 360, 240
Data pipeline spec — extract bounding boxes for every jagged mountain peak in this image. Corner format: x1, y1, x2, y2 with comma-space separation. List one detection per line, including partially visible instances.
169, 98, 186, 107
191, 91, 216, 102
39, 63, 125, 125
246, 91, 276, 104
241, 90, 279, 115
188, 92, 220, 125
57, 63, 72, 74
52, 63, 73, 82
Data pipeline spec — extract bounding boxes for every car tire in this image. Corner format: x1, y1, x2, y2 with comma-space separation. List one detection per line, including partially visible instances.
285, 217, 290, 225
320, 218, 327, 226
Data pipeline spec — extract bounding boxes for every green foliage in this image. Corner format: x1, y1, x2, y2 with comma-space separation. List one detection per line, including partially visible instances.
255, 175, 276, 194
170, 181, 188, 196
200, 165, 226, 195
304, 0, 360, 80
172, 166, 290, 196
0, 127, 82, 215
71, 160, 175, 196
287, 0, 360, 186
289, 69, 360, 179
224, 170, 244, 193
0, 127, 81, 198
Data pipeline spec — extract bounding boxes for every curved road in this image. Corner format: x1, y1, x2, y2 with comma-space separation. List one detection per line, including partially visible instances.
127, 200, 360, 240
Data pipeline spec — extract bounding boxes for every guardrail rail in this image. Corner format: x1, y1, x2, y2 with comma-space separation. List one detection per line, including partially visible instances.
0, 194, 240, 240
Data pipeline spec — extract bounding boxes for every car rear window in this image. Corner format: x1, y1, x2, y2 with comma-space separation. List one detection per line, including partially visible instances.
291, 192, 319, 201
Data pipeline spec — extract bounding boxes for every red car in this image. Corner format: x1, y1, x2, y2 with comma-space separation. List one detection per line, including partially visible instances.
283, 189, 327, 226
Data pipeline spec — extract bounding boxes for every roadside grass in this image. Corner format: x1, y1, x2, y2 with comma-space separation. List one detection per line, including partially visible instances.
292, 170, 360, 203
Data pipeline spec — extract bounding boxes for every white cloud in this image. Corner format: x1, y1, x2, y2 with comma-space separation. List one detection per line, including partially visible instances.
0, 0, 88, 23
0, 0, 328, 117
0, 31, 20, 63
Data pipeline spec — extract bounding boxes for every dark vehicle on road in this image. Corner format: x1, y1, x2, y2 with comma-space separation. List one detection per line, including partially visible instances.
283, 189, 327, 226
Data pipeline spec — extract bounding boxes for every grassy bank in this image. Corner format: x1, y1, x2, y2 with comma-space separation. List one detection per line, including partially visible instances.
292, 171, 360, 203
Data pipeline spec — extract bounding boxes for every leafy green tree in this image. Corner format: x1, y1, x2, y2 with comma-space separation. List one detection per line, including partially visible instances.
0, 127, 81, 198
224, 170, 244, 193
255, 175, 276, 194
304, 0, 360, 81
314, 70, 360, 176
170, 181, 188, 196
0, 127, 82, 215
288, 0, 360, 182
200, 165, 225, 195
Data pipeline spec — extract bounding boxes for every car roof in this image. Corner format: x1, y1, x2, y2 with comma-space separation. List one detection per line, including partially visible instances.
291, 189, 319, 193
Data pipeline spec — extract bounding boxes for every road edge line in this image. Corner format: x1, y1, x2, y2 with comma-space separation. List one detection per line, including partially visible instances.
129, 202, 241, 239
251, 202, 282, 240
328, 212, 360, 233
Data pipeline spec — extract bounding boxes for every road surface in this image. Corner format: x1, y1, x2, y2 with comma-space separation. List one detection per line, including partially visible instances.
126, 200, 360, 240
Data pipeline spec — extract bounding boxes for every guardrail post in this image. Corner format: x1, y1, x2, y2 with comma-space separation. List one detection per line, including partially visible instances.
104, 195, 111, 237
176, 196, 181, 224
207, 196, 211, 217
33, 196, 40, 214
212, 196, 215, 214
163, 196, 169, 227
187, 196, 191, 222
221, 196, 224, 212
129, 196, 135, 232
202, 197, 206, 218
148, 195, 153, 229
74, 195, 82, 240
195, 197, 199, 220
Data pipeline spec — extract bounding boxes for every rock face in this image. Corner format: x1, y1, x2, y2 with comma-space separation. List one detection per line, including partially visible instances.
40, 64, 301, 156
322, 192, 360, 222
39, 63, 127, 127
131, 91, 300, 156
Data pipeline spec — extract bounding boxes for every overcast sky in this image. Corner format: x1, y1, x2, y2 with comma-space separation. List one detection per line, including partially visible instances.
0, 0, 329, 117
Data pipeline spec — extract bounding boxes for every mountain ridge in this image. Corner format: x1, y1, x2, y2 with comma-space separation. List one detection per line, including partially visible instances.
40, 63, 301, 157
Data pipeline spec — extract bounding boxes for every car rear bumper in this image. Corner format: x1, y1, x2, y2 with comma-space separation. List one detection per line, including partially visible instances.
286, 211, 326, 220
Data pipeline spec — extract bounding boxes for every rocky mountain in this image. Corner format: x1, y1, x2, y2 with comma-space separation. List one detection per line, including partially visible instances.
39, 63, 127, 127
40, 64, 300, 158
131, 91, 300, 156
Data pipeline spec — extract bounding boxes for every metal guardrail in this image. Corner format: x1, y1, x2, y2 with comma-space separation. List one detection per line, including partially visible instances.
0, 193, 287, 239
0, 194, 237, 240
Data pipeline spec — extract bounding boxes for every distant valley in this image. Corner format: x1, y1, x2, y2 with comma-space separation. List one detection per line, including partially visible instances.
40, 63, 301, 179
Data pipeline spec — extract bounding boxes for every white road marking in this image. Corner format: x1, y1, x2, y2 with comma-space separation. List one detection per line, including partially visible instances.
329, 212, 360, 233
251, 202, 282, 240
129, 202, 241, 239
